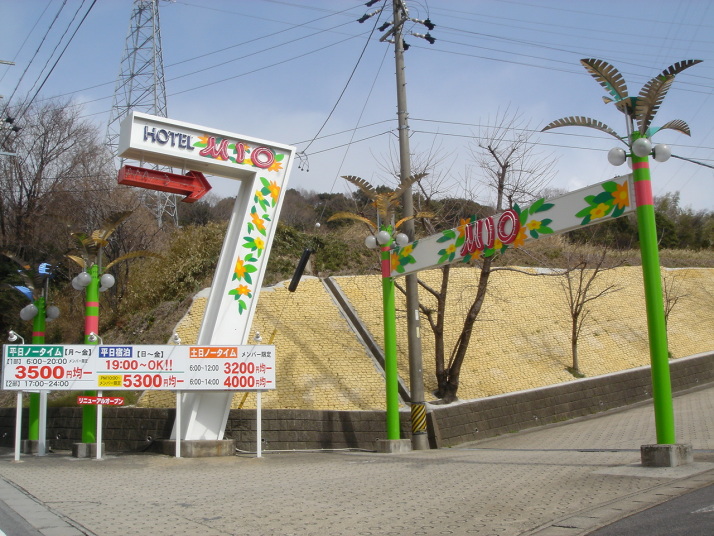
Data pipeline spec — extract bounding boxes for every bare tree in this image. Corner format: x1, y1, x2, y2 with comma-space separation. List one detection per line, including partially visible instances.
560, 247, 621, 376
662, 269, 687, 334
0, 99, 115, 261
417, 109, 557, 402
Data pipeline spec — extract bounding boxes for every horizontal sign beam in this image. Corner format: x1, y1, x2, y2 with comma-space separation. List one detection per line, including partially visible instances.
389, 174, 634, 278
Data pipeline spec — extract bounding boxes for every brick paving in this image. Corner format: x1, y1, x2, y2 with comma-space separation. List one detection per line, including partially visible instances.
1, 386, 713, 536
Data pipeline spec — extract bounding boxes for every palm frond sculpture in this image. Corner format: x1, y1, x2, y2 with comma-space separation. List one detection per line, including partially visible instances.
543, 58, 701, 141
330, 174, 428, 229
66, 211, 160, 271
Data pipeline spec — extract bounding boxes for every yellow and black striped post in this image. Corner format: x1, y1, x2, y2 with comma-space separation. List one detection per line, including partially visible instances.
410, 402, 427, 436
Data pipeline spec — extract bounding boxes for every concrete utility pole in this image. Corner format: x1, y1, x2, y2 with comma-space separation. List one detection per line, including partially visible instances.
388, 0, 429, 450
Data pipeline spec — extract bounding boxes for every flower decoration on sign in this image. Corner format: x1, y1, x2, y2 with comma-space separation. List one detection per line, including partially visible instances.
254, 177, 281, 211
517, 198, 555, 240
575, 179, 630, 225
248, 207, 269, 235
390, 241, 418, 274
436, 217, 470, 264
226, 175, 284, 315
228, 283, 253, 313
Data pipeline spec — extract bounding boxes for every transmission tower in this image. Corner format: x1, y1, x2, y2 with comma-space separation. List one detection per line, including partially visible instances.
106, 0, 177, 227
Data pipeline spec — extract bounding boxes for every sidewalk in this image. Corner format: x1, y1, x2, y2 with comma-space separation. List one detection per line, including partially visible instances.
1, 386, 713, 536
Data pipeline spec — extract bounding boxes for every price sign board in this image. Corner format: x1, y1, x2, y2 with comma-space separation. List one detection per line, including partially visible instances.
2, 345, 275, 391
2, 345, 95, 391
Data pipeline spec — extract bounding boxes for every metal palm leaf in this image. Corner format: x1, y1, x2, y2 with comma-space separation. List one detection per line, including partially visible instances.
90, 211, 132, 244
326, 212, 377, 229
104, 250, 162, 271
541, 116, 623, 142
2, 252, 40, 299
659, 59, 702, 78
392, 173, 428, 199
581, 58, 629, 109
342, 175, 377, 198
340, 173, 427, 222
635, 75, 674, 135
647, 119, 691, 138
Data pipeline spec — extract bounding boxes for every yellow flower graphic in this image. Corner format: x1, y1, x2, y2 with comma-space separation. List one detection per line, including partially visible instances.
255, 190, 265, 201
527, 220, 542, 231
613, 182, 629, 209
253, 237, 265, 251
513, 227, 527, 248
251, 211, 266, 232
400, 244, 414, 257
446, 244, 456, 255
268, 160, 283, 172
590, 203, 610, 220
391, 252, 400, 271
234, 259, 247, 279
236, 284, 250, 296
457, 218, 470, 238
494, 238, 503, 250
268, 180, 281, 200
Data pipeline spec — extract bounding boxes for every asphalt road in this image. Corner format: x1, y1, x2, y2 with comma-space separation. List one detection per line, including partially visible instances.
590, 483, 714, 536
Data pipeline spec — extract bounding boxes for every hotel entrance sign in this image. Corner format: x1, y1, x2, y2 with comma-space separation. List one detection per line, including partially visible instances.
119, 112, 294, 440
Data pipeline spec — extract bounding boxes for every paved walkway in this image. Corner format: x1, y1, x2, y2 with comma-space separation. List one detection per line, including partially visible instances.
1, 386, 713, 536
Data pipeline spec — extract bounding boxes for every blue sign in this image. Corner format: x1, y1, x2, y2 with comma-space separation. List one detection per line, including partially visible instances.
98, 346, 133, 358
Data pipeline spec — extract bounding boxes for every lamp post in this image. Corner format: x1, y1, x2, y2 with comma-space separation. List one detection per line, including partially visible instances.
330, 174, 426, 449
365, 224, 410, 440
6, 258, 59, 452
543, 58, 701, 449
72, 265, 114, 444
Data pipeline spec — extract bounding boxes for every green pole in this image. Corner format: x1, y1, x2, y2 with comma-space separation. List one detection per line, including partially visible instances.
82, 264, 100, 443
380, 235, 401, 440
631, 133, 676, 445
28, 295, 46, 441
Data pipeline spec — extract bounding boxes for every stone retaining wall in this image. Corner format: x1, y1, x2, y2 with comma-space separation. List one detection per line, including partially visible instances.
1, 351, 711, 453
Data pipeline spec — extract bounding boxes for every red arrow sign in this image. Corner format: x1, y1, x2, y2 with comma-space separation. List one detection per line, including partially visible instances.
117, 165, 211, 203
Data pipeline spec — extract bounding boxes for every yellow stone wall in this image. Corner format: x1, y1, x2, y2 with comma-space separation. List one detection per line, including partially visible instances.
139, 267, 714, 411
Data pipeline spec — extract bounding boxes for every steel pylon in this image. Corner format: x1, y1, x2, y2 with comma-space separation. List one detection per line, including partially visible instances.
106, 0, 177, 227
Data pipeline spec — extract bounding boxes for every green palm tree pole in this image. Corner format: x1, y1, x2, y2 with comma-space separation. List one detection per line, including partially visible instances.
328, 174, 428, 441
630, 131, 674, 444
543, 58, 702, 445
68, 211, 157, 446
379, 227, 401, 440
28, 294, 47, 441
82, 263, 100, 444
6, 256, 58, 445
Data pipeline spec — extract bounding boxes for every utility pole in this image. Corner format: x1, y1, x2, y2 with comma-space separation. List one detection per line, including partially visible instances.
368, 0, 434, 450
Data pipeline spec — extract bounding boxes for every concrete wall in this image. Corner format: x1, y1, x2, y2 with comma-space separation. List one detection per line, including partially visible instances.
1, 351, 711, 453
428, 351, 714, 448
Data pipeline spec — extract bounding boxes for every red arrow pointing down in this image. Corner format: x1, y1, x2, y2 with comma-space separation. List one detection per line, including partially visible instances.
117, 165, 211, 203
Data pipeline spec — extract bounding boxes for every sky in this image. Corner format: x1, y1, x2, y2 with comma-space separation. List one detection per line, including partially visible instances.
1, 0, 713, 215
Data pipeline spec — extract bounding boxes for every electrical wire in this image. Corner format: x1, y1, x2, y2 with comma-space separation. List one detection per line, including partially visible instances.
0, 0, 54, 85
298, 1, 387, 160
1, 0, 69, 119
1, 0, 98, 148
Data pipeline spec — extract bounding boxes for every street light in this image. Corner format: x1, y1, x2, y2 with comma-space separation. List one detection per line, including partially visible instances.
3, 255, 60, 449
542, 58, 701, 447
7, 331, 25, 344
330, 173, 428, 444
87, 332, 103, 345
